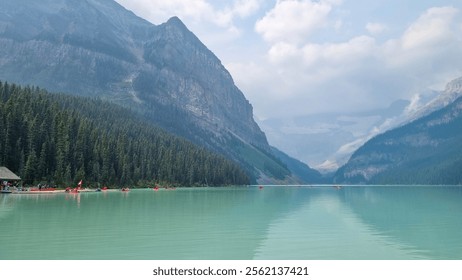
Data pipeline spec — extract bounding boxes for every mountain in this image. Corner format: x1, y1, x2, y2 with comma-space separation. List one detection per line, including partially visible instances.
0, 81, 250, 186
270, 147, 327, 184
334, 91, 462, 185
406, 77, 462, 123
0, 0, 310, 183
258, 98, 417, 173
260, 78, 455, 175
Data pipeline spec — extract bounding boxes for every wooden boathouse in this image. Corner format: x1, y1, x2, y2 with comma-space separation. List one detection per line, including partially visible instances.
0, 167, 21, 191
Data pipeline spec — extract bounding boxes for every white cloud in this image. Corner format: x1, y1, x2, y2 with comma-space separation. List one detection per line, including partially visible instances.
211, 0, 263, 28
401, 7, 458, 50
308, 35, 376, 67
263, 35, 378, 98
116, 0, 261, 29
230, 0, 262, 18
115, 0, 264, 59
268, 42, 301, 65
384, 7, 462, 78
242, 6, 462, 118
366, 22, 387, 35
116, 0, 212, 23
255, 0, 339, 44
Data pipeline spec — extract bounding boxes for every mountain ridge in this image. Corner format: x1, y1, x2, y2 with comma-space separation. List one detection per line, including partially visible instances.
334, 89, 462, 184
0, 0, 322, 183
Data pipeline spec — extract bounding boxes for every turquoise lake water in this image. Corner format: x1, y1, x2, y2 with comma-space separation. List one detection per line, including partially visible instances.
1, 186, 461, 260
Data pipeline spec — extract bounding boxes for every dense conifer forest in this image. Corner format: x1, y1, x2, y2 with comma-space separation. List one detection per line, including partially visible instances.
0, 81, 250, 187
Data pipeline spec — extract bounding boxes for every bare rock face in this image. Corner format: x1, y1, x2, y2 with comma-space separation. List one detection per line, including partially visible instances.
139, 17, 267, 147
0, 0, 296, 182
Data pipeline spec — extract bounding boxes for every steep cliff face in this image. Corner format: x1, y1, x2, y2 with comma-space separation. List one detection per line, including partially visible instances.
0, 0, 294, 182
0, 0, 148, 96
334, 81, 462, 185
139, 17, 267, 148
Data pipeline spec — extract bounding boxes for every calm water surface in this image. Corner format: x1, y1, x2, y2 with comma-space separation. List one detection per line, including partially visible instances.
1, 186, 461, 260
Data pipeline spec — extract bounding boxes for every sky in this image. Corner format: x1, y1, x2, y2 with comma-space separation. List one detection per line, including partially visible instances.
114, 0, 462, 121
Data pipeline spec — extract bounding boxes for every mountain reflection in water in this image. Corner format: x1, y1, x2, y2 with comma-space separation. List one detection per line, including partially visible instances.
1, 186, 461, 260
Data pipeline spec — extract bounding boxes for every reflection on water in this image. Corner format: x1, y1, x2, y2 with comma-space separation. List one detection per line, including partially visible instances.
255, 188, 428, 259
342, 186, 462, 259
0, 186, 461, 260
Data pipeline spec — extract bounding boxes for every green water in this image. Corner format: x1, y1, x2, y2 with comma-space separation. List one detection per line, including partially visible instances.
1, 186, 461, 260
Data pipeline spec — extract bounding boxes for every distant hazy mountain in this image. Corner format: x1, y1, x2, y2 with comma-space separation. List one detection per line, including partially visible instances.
270, 147, 327, 184
406, 76, 462, 123
334, 92, 462, 185
259, 78, 461, 175
0, 0, 323, 183
258, 98, 420, 173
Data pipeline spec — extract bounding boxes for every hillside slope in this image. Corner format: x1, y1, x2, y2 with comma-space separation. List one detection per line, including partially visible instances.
334, 95, 462, 185
0, 81, 250, 186
0, 0, 298, 182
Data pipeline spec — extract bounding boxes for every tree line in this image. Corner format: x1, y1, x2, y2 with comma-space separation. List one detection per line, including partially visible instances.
0, 81, 250, 187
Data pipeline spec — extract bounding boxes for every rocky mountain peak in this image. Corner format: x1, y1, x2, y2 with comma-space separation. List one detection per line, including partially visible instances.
0, 0, 291, 182
166, 16, 187, 28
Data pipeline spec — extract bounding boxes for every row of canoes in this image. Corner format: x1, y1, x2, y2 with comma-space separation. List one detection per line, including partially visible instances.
0, 186, 130, 194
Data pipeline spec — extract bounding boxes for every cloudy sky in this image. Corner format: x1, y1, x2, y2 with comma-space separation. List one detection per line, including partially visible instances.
115, 0, 462, 120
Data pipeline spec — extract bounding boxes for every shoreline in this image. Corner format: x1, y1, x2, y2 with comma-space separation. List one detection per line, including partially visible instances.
5, 189, 120, 194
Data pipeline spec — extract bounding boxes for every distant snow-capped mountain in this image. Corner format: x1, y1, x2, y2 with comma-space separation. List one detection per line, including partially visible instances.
406, 76, 462, 123
334, 89, 462, 184
260, 76, 462, 175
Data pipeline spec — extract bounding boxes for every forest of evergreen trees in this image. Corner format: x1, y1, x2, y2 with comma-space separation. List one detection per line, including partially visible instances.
0, 81, 250, 187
